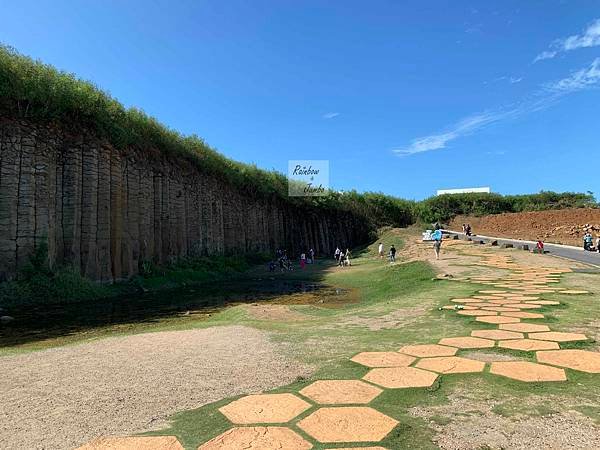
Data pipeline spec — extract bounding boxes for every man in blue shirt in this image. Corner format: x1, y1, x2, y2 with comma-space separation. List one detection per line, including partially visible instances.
432, 229, 443, 260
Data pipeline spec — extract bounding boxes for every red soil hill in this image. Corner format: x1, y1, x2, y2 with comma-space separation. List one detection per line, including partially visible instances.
449, 208, 600, 247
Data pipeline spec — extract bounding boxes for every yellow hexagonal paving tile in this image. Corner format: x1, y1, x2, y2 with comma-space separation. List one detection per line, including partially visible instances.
438, 336, 495, 349
198, 426, 312, 449
528, 332, 588, 342
471, 329, 524, 340
502, 303, 542, 309
457, 310, 497, 317
480, 306, 520, 312
415, 356, 485, 374
451, 298, 484, 303
398, 344, 457, 357
536, 349, 600, 373
363, 367, 438, 388
499, 323, 551, 333
525, 300, 560, 305
501, 311, 545, 319
328, 447, 387, 450
489, 361, 566, 382
219, 393, 311, 424
297, 407, 398, 443
299, 380, 382, 404
498, 339, 559, 351
351, 351, 416, 368
475, 316, 520, 324
76, 436, 184, 450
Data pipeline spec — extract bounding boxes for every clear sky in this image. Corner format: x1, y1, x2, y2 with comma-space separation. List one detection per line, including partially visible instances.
1, 0, 599, 199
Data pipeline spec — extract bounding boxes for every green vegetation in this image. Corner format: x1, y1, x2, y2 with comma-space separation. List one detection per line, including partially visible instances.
0, 242, 267, 307
0, 242, 110, 306
416, 191, 597, 223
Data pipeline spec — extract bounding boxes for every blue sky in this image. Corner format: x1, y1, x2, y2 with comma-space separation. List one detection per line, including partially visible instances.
1, 0, 599, 199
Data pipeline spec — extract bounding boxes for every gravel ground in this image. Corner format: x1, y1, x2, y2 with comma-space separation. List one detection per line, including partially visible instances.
411, 392, 600, 449
0, 325, 312, 450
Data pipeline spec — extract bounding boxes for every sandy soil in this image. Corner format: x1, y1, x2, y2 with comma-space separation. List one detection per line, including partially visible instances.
449, 208, 600, 246
0, 326, 312, 450
411, 391, 600, 450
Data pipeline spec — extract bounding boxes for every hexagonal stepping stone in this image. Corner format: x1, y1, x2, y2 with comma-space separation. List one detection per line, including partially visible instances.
502, 303, 542, 309
398, 344, 457, 357
501, 311, 545, 319
198, 427, 312, 449
481, 307, 520, 312
219, 393, 311, 424
528, 332, 588, 342
499, 323, 551, 332
526, 300, 560, 305
350, 351, 416, 368
438, 336, 495, 349
471, 330, 524, 340
498, 339, 559, 351
363, 367, 438, 388
560, 290, 590, 294
297, 406, 398, 443
490, 361, 566, 382
329, 448, 387, 450
299, 380, 382, 404
451, 298, 483, 303
415, 356, 485, 374
77, 437, 184, 450
457, 310, 497, 317
473, 295, 506, 300
475, 316, 520, 324
536, 349, 600, 373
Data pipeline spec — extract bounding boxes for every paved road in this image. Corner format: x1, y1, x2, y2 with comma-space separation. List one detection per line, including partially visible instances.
443, 230, 600, 268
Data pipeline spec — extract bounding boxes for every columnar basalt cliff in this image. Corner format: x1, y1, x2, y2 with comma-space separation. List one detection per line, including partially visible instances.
0, 119, 370, 282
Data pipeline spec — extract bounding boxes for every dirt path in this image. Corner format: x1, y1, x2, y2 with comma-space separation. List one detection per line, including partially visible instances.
0, 326, 312, 450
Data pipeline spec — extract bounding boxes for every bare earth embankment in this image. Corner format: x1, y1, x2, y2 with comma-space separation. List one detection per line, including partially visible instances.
450, 208, 600, 246
0, 326, 312, 450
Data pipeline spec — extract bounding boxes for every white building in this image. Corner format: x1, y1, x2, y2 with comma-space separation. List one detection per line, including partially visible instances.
436, 187, 490, 195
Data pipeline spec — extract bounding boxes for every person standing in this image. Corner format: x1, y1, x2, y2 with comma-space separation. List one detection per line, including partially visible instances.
378, 242, 384, 258
536, 239, 544, 254
309, 248, 315, 263
300, 252, 306, 269
583, 232, 593, 251
389, 244, 396, 263
432, 228, 443, 260
596, 236, 600, 253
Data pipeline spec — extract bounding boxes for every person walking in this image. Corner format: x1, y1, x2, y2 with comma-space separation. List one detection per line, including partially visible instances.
432, 228, 443, 260
389, 244, 396, 263
338, 249, 345, 267
300, 252, 306, 269
334, 247, 341, 262
596, 236, 600, 253
345, 248, 352, 267
378, 242, 384, 258
309, 248, 315, 263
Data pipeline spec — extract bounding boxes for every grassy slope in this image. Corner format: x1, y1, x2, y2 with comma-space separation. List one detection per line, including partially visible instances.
148, 228, 600, 449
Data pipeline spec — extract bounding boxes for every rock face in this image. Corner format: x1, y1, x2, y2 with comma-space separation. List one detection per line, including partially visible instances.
0, 119, 369, 282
